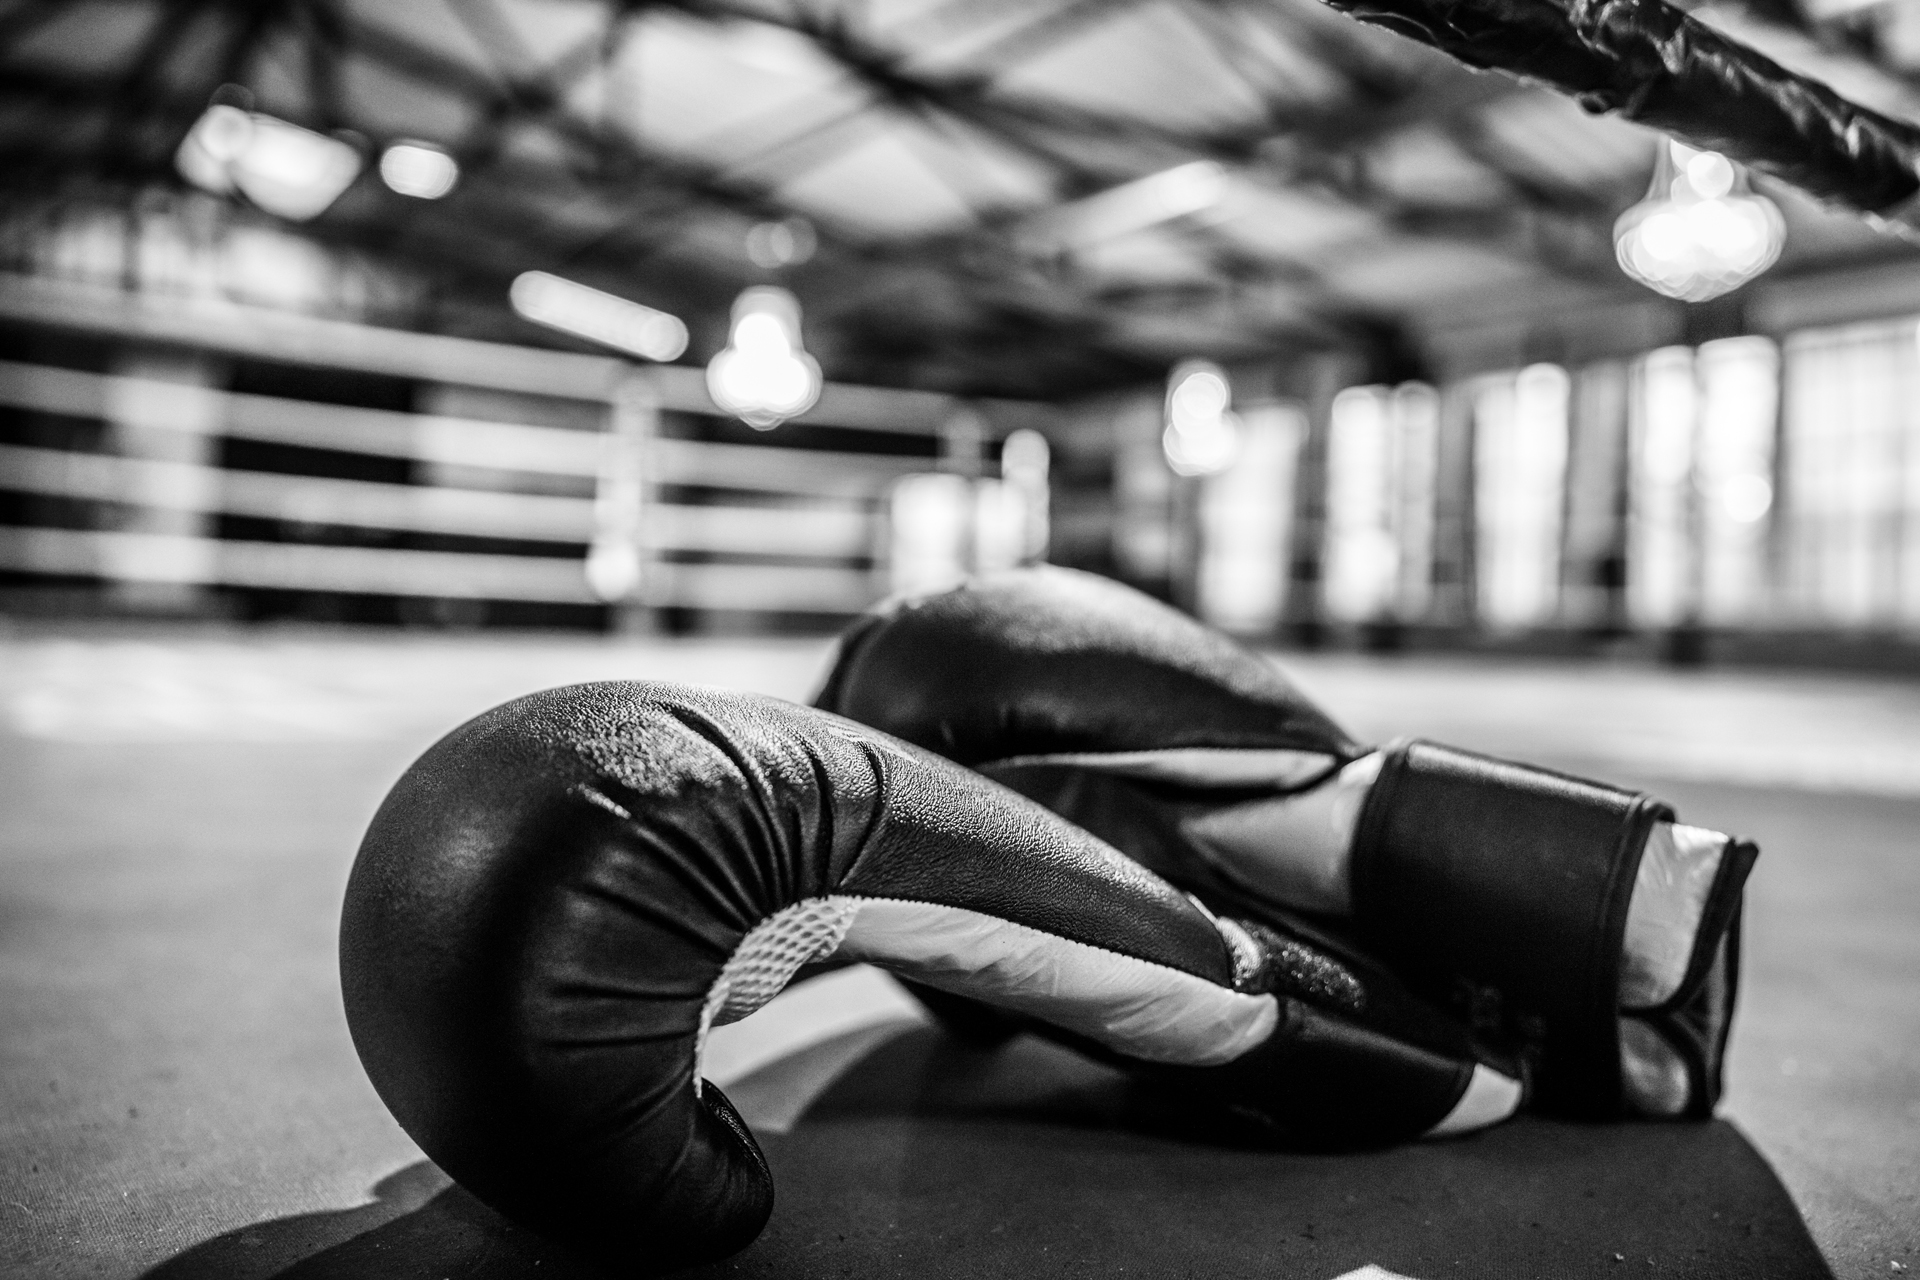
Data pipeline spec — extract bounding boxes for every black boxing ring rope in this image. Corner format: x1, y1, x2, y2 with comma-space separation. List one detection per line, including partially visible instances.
1321, 0, 1920, 232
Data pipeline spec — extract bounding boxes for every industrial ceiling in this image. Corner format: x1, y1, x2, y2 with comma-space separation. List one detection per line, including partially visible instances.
2, 0, 1917, 397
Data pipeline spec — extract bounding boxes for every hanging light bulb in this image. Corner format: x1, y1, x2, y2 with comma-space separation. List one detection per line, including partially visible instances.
175, 97, 362, 222
1614, 140, 1785, 303
706, 287, 822, 430
1162, 359, 1241, 476
379, 140, 459, 199
510, 271, 688, 362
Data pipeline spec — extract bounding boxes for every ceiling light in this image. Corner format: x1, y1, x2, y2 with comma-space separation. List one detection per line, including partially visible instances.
1021, 161, 1231, 250
1614, 140, 1784, 303
176, 102, 363, 222
1148, 162, 1229, 219
1163, 360, 1241, 477
745, 218, 816, 269
509, 271, 689, 362
706, 287, 821, 430
380, 141, 459, 199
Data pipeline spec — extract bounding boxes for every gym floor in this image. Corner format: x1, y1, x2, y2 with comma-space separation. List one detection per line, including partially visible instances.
2, 627, 1915, 1279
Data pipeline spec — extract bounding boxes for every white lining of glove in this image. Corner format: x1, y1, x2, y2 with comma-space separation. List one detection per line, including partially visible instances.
1178, 751, 1382, 916
696, 894, 1278, 1080
835, 896, 1281, 1067
1423, 1064, 1524, 1138
1620, 822, 1728, 1011
985, 747, 1340, 790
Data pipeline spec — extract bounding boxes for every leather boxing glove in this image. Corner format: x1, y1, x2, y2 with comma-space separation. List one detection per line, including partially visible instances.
340, 681, 1521, 1270
815, 567, 1758, 1120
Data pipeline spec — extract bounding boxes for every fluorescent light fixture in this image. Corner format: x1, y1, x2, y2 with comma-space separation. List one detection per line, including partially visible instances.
509, 271, 690, 363
380, 141, 459, 199
1163, 359, 1241, 477
1614, 140, 1785, 302
1022, 161, 1229, 250
176, 103, 362, 222
1146, 162, 1229, 219
706, 287, 822, 429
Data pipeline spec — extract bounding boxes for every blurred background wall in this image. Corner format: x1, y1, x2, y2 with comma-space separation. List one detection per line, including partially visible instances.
2, 0, 1919, 669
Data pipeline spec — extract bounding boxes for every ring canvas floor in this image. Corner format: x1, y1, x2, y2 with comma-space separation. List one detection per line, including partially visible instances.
1, 628, 1913, 1278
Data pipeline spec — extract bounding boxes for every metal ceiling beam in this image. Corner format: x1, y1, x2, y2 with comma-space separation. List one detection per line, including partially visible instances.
6, 0, 1909, 398
649, 0, 1643, 355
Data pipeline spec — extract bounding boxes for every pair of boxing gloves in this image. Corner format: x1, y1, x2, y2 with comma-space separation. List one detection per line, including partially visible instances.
340, 568, 1758, 1271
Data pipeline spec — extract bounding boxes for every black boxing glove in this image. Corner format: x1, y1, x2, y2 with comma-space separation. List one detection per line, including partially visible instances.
340, 681, 1520, 1271
816, 567, 1758, 1120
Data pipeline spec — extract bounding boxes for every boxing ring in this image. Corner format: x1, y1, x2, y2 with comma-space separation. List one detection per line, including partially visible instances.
7, 0, 1920, 1273
3, 631, 1914, 1277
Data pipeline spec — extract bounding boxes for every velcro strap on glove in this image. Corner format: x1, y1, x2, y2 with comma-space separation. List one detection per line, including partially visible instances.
1350, 739, 1672, 1116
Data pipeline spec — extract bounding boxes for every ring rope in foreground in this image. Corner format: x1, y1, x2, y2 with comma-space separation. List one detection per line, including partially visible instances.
1317, 0, 1920, 233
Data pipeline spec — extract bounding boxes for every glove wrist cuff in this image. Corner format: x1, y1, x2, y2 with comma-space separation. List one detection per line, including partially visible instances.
1350, 737, 1671, 1116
